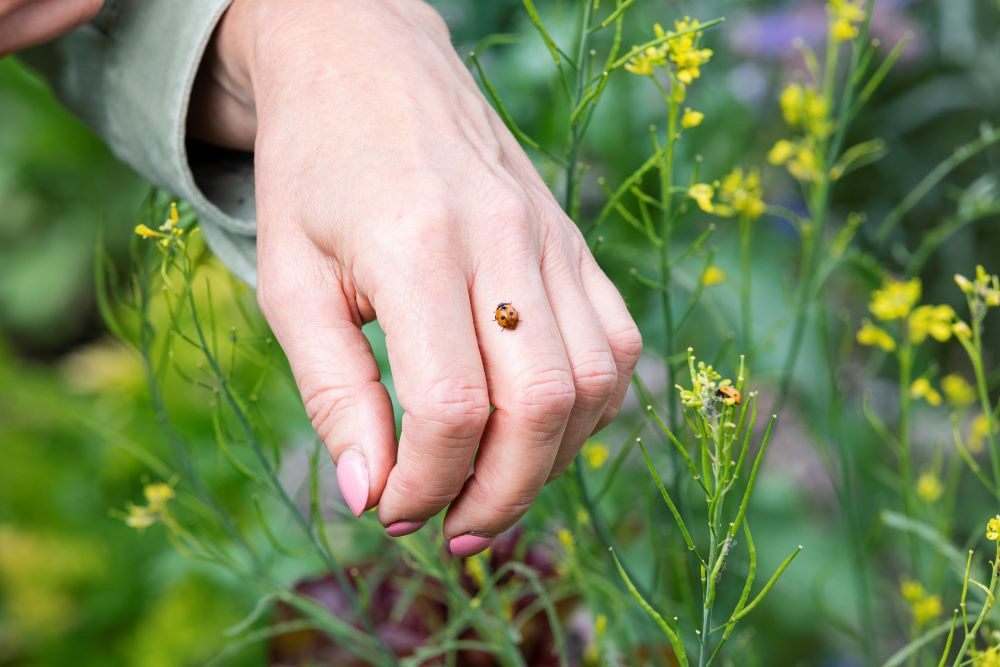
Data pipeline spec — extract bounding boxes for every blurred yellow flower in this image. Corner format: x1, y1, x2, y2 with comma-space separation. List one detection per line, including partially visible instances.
134, 224, 160, 240
788, 142, 823, 182
582, 442, 610, 469
941, 374, 976, 408
667, 18, 713, 84
971, 647, 1000, 667
688, 183, 715, 213
125, 504, 156, 530
915, 472, 943, 503
624, 46, 666, 75
681, 107, 704, 128
970, 415, 995, 455
768, 139, 795, 166
465, 554, 488, 588
910, 378, 942, 407
856, 320, 896, 352
956, 265, 1000, 308
987, 514, 1000, 541
144, 483, 175, 511
908, 304, 955, 344
779, 83, 830, 137
829, 0, 866, 42
899, 579, 941, 627
558, 528, 575, 554
869, 277, 921, 321
716, 167, 766, 219
953, 320, 972, 340
701, 265, 727, 287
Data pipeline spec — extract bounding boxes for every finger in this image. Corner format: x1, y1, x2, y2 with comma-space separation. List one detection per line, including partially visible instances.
374, 234, 490, 536
541, 241, 620, 481
256, 232, 395, 518
579, 251, 643, 432
443, 218, 576, 555
0, 0, 103, 56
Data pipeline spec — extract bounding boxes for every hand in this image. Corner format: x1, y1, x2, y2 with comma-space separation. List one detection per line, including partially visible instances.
0, 0, 103, 56
189, 0, 641, 556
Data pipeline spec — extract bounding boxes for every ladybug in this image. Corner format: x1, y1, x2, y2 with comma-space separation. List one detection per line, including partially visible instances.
494, 302, 520, 331
716, 385, 742, 405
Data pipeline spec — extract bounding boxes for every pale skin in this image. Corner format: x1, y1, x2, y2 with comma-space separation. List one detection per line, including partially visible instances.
15, 0, 642, 558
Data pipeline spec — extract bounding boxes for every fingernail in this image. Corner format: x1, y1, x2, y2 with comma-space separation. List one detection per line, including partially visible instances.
448, 534, 494, 558
336, 448, 369, 517
386, 520, 426, 538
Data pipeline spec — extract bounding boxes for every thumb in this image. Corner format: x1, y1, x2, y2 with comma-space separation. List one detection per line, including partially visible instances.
257, 240, 395, 517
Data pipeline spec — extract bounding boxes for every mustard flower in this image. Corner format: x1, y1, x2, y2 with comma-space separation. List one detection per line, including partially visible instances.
916, 472, 943, 503
869, 277, 921, 321
971, 415, 995, 455
582, 442, 610, 469
856, 320, 896, 352
624, 46, 666, 76
941, 374, 976, 408
829, 0, 866, 43
970, 647, 1000, 667
701, 265, 727, 287
899, 580, 941, 628
955, 265, 1000, 310
464, 554, 488, 587
688, 183, 715, 213
681, 107, 704, 128
908, 304, 955, 344
910, 378, 942, 407
953, 320, 972, 340
715, 167, 766, 220
667, 18, 713, 84
987, 514, 1000, 542
779, 83, 830, 137
134, 224, 160, 240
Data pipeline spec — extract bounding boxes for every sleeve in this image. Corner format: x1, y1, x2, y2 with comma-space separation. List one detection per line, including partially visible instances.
18, 0, 260, 287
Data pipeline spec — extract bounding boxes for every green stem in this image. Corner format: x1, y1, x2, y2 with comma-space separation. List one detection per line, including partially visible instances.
739, 215, 752, 357
898, 343, 921, 576
970, 317, 1000, 487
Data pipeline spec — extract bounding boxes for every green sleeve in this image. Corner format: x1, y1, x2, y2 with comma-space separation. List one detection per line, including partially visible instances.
20, 0, 260, 286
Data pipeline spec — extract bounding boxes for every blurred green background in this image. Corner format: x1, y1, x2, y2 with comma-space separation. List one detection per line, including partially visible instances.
2, 0, 999, 664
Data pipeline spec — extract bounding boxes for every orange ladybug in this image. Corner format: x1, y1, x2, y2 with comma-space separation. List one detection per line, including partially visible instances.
716, 386, 742, 405
494, 302, 520, 331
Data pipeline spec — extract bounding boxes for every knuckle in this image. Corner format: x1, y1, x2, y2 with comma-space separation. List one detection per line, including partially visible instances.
609, 322, 643, 369
390, 469, 460, 511
570, 351, 619, 404
513, 367, 577, 423
301, 384, 354, 443
407, 376, 490, 436
474, 476, 537, 521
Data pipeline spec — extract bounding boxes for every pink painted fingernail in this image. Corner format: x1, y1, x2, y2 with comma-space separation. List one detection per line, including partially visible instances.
448, 534, 494, 557
386, 521, 426, 538
335, 448, 369, 517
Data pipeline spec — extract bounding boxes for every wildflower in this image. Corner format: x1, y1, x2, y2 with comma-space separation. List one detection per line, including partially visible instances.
465, 555, 488, 588
971, 647, 1000, 667
987, 514, 1000, 541
667, 18, 713, 84
829, 0, 866, 43
908, 304, 955, 344
558, 529, 575, 555
915, 472, 943, 503
869, 277, 921, 321
779, 83, 830, 137
143, 483, 175, 511
134, 224, 160, 240
681, 107, 704, 128
125, 504, 156, 530
624, 46, 665, 76
768, 139, 795, 166
856, 320, 896, 352
677, 352, 732, 411
779, 84, 805, 127
715, 167, 766, 220
582, 442, 610, 469
952, 320, 972, 340
787, 142, 823, 182
971, 415, 995, 454
910, 378, 942, 407
701, 265, 727, 287
900, 580, 925, 603
955, 266, 1000, 311
688, 183, 715, 213
941, 374, 976, 408
900, 579, 941, 628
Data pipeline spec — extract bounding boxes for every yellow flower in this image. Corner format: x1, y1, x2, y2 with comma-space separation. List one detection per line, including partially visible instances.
869, 277, 921, 321
900, 579, 925, 603
465, 554, 488, 588
829, 0, 866, 43
912, 594, 942, 628
667, 18, 713, 84
768, 139, 795, 166
915, 472, 943, 503
987, 514, 1000, 541
125, 504, 156, 530
779, 83, 831, 137
787, 142, 823, 182
688, 183, 715, 213
681, 107, 704, 128
955, 273, 975, 295
910, 378, 942, 407
971, 415, 995, 455
143, 483, 175, 511
856, 320, 896, 352
941, 374, 976, 408
558, 528, 575, 554
780, 84, 805, 126
625, 46, 666, 75
701, 265, 727, 287
971, 647, 1000, 667
908, 304, 955, 344
953, 320, 972, 340
956, 265, 1000, 308
716, 167, 766, 219
582, 442, 610, 469
134, 224, 160, 240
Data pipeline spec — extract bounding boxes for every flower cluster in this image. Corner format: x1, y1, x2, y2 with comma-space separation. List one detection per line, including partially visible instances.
987, 515, 1000, 542
915, 471, 942, 503
768, 82, 831, 183
676, 349, 739, 413
124, 482, 175, 530
688, 167, 766, 220
829, 0, 866, 43
955, 265, 1000, 320
134, 202, 186, 249
900, 579, 942, 629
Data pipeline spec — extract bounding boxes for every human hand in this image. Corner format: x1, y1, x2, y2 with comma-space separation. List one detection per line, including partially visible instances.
189, 0, 641, 557
0, 0, 102, 56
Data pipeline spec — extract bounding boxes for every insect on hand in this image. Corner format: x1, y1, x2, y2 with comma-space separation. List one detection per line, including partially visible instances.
716, 385, 742, 406
494, 302, 520, 331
